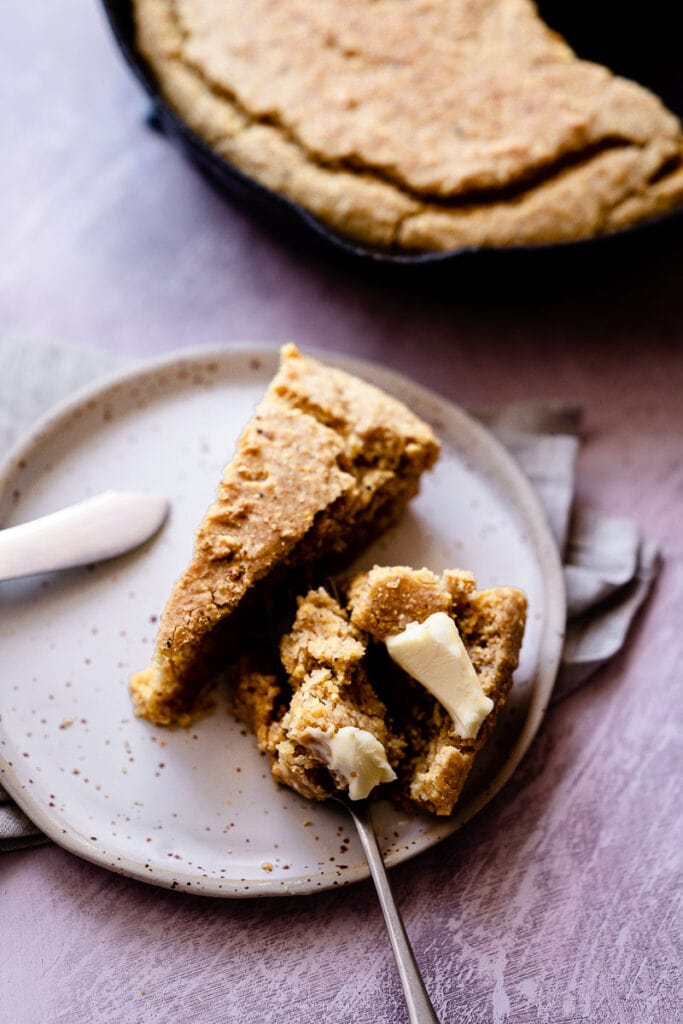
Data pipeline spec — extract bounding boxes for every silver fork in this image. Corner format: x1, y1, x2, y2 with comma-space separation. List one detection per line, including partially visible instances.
335, 796, 441, 1024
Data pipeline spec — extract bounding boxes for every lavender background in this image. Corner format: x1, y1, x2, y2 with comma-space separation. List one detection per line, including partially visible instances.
1, 4, 682, 1023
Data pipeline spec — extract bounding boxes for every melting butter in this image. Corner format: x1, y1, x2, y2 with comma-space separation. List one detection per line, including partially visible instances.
385, 612, 493, 739
305, 726, 396, 800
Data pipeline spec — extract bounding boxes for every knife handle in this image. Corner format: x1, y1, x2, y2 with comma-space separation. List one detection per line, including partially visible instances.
0, 491, 168, 582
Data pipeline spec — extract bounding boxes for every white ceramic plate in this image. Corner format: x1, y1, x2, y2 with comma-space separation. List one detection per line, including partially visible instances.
0, 347, 565, 897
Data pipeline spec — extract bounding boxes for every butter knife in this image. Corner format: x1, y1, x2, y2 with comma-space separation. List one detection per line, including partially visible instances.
0, 491, 169, 582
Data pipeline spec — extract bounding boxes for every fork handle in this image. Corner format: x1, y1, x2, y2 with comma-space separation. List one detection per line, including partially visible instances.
347, 800, 441, 1024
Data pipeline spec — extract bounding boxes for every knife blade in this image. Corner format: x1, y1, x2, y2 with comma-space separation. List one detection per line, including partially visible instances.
0, 491, 169, 582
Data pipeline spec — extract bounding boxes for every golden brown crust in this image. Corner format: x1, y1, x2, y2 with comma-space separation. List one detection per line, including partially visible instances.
134, 0, 683, 249
347, 565, 453, 638
130, 345, 439, 724
404, 586, 527, 814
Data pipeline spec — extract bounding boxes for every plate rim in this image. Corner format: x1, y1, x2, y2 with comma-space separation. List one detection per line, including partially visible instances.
0, 344, 566, 896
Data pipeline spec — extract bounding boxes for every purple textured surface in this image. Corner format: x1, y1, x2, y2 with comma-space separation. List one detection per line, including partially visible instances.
1, 4, 682, 1023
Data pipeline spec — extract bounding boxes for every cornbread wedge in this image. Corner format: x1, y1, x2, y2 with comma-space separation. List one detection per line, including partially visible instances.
130, 346, 439, 724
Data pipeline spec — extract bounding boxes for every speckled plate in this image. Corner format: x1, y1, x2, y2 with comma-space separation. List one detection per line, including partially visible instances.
0, 347, 565, 897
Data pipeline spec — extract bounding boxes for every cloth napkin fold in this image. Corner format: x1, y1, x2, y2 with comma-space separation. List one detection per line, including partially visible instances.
0, 337, 659, 851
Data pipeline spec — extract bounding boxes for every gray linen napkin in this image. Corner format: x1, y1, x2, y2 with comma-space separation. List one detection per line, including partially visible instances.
0, 337, 659, 850
478, 409, 661, 699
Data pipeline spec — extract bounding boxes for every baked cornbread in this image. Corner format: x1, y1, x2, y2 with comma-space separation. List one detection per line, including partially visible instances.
234, 588, 405, 802
234, 567, 526, 815
134, 0, 683, 250
347, 566, 527, 814
130, 346, 439, 724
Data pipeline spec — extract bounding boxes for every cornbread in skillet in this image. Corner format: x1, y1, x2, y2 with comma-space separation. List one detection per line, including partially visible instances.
233, 567, 527, 815
130, 345, 439, 725
134, 0, 683, 250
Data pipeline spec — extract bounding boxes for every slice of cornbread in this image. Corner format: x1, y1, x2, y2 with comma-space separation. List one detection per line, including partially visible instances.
130, 346, 439, 724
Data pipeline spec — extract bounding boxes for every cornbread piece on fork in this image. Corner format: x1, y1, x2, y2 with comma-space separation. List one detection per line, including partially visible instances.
234, 588, 404, 801
234, 566, 526, 815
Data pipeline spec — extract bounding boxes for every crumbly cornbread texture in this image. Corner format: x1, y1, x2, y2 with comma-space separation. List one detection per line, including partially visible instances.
346, 564, 476, 636
130, 346, 439, 725
347, 566, 527, 815
235, 589, 405, 801
134, 0, 683, 250
233, 566, 527, 815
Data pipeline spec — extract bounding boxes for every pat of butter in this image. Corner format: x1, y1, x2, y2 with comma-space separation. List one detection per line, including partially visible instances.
304, 726, 396, 801
385, 612, 493, 739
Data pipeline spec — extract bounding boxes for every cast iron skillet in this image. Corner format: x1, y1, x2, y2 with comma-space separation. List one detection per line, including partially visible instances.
101, 0, 683, 265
